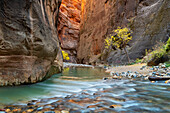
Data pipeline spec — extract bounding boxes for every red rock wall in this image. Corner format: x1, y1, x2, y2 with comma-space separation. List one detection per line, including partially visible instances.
58, 0, 81, 63
77, 0, 138, 63
77, 0, 169, 64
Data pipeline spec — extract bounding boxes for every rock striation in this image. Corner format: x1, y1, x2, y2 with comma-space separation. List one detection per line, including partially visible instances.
77, 0, 170, 64
0, 0, 62, 86
58, 0, 81, 63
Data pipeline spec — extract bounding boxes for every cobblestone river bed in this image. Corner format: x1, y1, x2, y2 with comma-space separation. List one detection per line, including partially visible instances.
0, 67, 170, 113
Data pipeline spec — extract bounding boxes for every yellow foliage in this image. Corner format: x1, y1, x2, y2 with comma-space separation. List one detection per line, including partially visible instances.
62, 51, 70, 61
105, 27, 132, 49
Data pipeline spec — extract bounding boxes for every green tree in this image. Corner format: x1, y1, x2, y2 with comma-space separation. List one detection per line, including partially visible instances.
105, 27, 133, 63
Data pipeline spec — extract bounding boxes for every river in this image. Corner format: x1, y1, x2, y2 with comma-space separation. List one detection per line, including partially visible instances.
0, 67, 170, 112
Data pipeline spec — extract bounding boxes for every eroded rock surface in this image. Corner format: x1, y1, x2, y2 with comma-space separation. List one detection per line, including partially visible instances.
108, 0, 170, 64
0, 0, 62, 86
58, 0, 81, 63
77, 0, 170, 64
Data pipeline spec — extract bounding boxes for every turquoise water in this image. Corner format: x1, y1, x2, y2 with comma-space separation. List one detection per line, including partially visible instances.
0, 67, 170, 112
0, 67, 108, 105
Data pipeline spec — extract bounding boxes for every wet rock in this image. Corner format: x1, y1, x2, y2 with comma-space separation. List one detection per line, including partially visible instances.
140, 66, 146, 70
44, 111, 55, 113
144, 77, 149, 80
161, 65, 166, 68
27, 102, 36, 106
5, 109, 11, 112
158, 69, 166, 74
12, 108, 22, 112
54, 111, 61, 113
0, 109, 5, 111
132, 74, 137, 78
36, 112, 43, 113
103, 77, 108, 80
36, 107, 43, 111
112, 76, 121, 79
27, 109, 34, 112
110, 71, 114, 76
87, 104, 101, 108
165, 80, 170, 84
61, 110, 69, 113
110, 105, 122, 108
69, 109, 81, 113
152, 72, 157, 76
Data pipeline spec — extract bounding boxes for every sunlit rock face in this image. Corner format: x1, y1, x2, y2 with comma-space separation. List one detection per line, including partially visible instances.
57, 0, 81, 63
0, 0, 62, 86
77, 0, 169, 64
77, 0, 137, 63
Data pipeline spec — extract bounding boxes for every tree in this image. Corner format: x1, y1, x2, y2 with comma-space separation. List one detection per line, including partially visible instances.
62, 50, 70, 61
105, 27, 133, 63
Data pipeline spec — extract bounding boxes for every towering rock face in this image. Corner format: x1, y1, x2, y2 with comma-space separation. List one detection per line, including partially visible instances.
78, 0, 169, 64
0, 0, 62, 86
58, 0, 81, 63
107, 0, 170, 64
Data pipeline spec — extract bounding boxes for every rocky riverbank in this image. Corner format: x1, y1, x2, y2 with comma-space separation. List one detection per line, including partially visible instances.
104, 63, 170, 83
0, 64, 170, 113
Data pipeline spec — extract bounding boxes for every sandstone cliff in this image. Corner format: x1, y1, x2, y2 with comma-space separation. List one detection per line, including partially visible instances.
58, 0, 81, 63
0, 0, 62, 86
77, 0, 170, 64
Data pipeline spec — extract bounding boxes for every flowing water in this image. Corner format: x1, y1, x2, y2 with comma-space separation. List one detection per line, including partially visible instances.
0, 67, 107, 105
0, 67, 170, 112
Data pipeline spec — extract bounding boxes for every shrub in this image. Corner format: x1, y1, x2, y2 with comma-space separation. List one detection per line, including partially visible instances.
146, 43, 166, 62
135, 58, 142, 63
165, 37, 170, 52
62, 51, 70, 61
145, 39, 170, 66
165, 61, 170, 67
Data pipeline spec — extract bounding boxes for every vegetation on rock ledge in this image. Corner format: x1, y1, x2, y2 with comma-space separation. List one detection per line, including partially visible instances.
145, 37, 170, 66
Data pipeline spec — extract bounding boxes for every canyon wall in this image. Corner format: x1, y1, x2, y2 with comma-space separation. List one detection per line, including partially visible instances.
77, 0, 170, 64
0, 0, 62, 86
58, 0, 81, 63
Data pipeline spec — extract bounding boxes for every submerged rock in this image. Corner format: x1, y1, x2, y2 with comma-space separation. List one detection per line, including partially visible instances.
0, 0, 62, 86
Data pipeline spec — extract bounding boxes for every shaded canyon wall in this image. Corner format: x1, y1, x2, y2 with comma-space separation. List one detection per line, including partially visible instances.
77, 0, 170, 64
58, 0, 81, 63
0, 0, 62, 86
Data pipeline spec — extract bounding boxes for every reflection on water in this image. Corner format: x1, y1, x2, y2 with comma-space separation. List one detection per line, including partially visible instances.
0, 67, 108, 105
0, 67, 170, 112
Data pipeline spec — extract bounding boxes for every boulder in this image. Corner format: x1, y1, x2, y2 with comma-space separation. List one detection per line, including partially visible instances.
0, 0, 62, 86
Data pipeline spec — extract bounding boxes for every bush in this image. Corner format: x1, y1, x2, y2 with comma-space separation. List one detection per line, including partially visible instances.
165, 37, 170, 52
62, 51, 70, 61
135, 58, 142, 63
165, 61, 170, 67
146, 39, 170, 66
